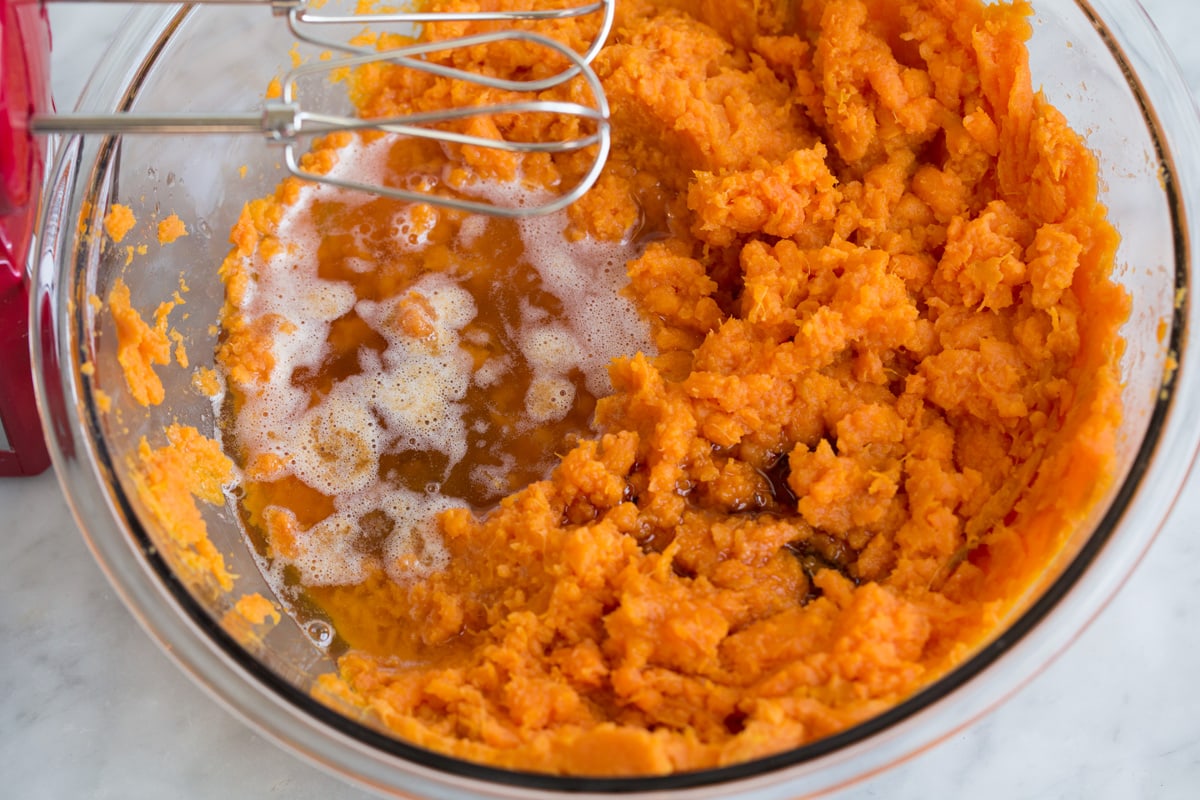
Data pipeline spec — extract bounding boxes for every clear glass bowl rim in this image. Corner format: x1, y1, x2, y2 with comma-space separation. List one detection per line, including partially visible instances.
29, 1, 1200, 797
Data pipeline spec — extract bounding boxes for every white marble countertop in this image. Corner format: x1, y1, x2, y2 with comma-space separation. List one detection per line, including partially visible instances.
4, 1, 1200, 798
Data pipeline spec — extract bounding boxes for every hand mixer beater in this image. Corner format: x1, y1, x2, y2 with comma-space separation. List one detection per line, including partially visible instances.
0, 0, 615, 476
29, 0, 615, 216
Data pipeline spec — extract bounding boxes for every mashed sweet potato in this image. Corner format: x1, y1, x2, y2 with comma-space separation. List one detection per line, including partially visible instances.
212, 0, 1127, 776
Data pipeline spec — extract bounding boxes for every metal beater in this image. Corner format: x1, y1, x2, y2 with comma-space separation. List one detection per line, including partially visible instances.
30, 0, 616, 217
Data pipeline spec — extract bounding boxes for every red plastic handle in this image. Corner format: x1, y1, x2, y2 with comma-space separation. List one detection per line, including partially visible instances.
0, 0, 52, 476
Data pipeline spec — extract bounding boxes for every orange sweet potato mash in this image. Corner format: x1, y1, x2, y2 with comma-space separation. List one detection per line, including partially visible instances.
210, 0, 1127, 776
102, 203, 136, 243
157, 214, 189, 245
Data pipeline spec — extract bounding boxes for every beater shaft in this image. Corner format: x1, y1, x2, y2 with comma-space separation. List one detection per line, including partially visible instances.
31, 99, 607, 151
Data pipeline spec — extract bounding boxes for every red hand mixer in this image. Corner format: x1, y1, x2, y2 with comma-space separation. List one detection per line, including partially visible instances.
0, 0, 613, 477
0, 0, 51, 476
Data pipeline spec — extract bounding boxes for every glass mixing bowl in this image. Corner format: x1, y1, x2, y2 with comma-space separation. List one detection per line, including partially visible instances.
30, 1, 1200, 797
